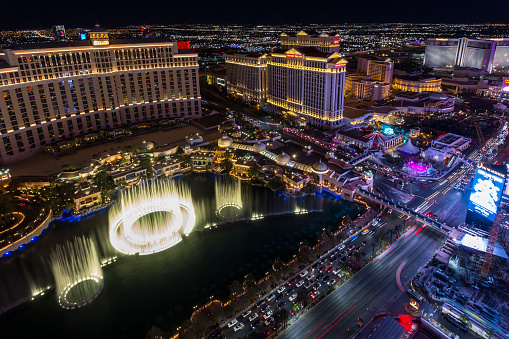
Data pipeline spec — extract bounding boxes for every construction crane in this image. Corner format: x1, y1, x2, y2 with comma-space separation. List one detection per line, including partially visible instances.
480, 208, 507, 278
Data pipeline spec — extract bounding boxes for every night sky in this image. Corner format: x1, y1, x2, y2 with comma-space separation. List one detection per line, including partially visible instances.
1, 0, 508, 29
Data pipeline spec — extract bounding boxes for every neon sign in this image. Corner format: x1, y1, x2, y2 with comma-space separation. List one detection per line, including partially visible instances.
92, 40, 109, 46
503, 78, 509, 92
287, 54, 303, 59
335, 63, 346, 68
333, 40, 339, 44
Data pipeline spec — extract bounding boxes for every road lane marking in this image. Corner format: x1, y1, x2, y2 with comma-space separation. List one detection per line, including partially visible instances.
316, 304, 357, 339
396, 261, 407, 292
302, 319, 326, 339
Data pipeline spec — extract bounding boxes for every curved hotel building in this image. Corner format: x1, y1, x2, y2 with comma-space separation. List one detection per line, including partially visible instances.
0, 27, 201, 164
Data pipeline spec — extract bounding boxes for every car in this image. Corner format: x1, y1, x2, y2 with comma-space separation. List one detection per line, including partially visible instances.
228, 319, 238, 328
287, 287, 295, 295
361, 241, 367, 246
263, 310, 273, 319
327, 266, 334, 272
313, 282, 321, 290
277, 286, 285, 294
327, 278, 336, 286
261, 305, 271, 313
256, 300, 266, 308
328, 258, 335, 265
307, 274, 315, 281
251, 319, 263, 328
332, 268, 341, 275
299, 269, 308, 277
311, 290, 320, 299
304, 282, 312, 289
348, 252, 353, 257
322, 276, 330, 283
209, 327, 223, 338
289, 293, 298, 301
249, 313, 258, 322
287, 277, 298, 285
296, 280, 305, 287
277, 301, 286, 309
233, 322, 244, 332
264, 317, 274, 326
319, 265, 326, 272
361, 229, 370, 235
242, 310, 251, 318
275, 294, 284, 302
266, 294, 275, 302
348, 245, 355, 251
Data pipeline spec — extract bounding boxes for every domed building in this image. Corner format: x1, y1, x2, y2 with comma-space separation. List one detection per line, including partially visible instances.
312, 160, 328, 193
140, 140, 154, 151
253, 142, 266, 153
312, 161, 328, 174
276, 152, 291, 166
217, 135, 233, 148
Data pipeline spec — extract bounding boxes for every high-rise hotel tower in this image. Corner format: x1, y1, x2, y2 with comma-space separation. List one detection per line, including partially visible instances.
0, 26, 201, 164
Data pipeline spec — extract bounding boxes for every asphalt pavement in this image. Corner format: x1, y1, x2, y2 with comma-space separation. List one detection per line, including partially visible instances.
277, 224, 444, 339
218, 211, 444, 339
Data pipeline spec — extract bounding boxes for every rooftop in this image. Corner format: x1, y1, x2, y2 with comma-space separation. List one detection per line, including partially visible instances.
343, 106, 373, 119
3, 38, 192, 52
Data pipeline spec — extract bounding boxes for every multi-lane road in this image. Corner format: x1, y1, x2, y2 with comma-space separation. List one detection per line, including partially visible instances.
277, 223, 443, 339
218, 211, 444, 339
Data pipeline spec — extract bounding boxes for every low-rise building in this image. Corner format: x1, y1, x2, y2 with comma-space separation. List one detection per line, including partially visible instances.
74, 184, 102, 211
393, 75, 442, 93
350, 79, 391, 101
190, 152, 214, 172
433, 133, 472, 152
232, 154, 259, 179
111, 167, 147, 184
334, 130, 373, 149
283, 171, 309, 191
153, 158, 181, 177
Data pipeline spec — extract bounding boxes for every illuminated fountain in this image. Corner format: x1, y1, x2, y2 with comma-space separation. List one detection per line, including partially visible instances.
109, 180, 196, 255
51, 236, 103, 310
215, 178, 243, 220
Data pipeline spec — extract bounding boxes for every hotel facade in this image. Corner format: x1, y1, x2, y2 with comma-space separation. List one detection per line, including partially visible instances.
0, 27, 201, 164
266, 48, 347, 129
280, 30, 341, 54
225, 52, 267, 104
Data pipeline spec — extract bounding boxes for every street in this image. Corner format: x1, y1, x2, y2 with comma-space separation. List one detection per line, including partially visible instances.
277, 223, 443, 339
217, 210, 442, 339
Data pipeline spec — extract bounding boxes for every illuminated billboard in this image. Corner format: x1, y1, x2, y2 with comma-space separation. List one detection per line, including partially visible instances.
468, 168, 505, 222
503, 78, 509, 92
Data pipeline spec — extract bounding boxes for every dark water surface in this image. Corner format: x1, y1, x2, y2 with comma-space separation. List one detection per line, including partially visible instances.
0, 174, 364, 338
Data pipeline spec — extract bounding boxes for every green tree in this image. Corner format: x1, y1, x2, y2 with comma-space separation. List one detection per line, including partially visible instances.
229, 280, 244, 298
94, 171, 116, 198
139, 158, 154, 178
145, 326, 164, 339
0, 202, 13, 228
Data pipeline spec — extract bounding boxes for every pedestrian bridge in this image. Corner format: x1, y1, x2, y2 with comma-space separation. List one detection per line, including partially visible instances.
357, 189, 451, 235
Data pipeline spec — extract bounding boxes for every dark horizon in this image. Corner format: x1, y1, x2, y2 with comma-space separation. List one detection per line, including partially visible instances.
1, 0, 508, 30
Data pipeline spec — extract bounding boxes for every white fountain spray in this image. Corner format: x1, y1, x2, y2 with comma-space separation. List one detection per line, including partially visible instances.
51, 236, 103, 310
109, 180, 196, 255
215, 178, 243, 219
